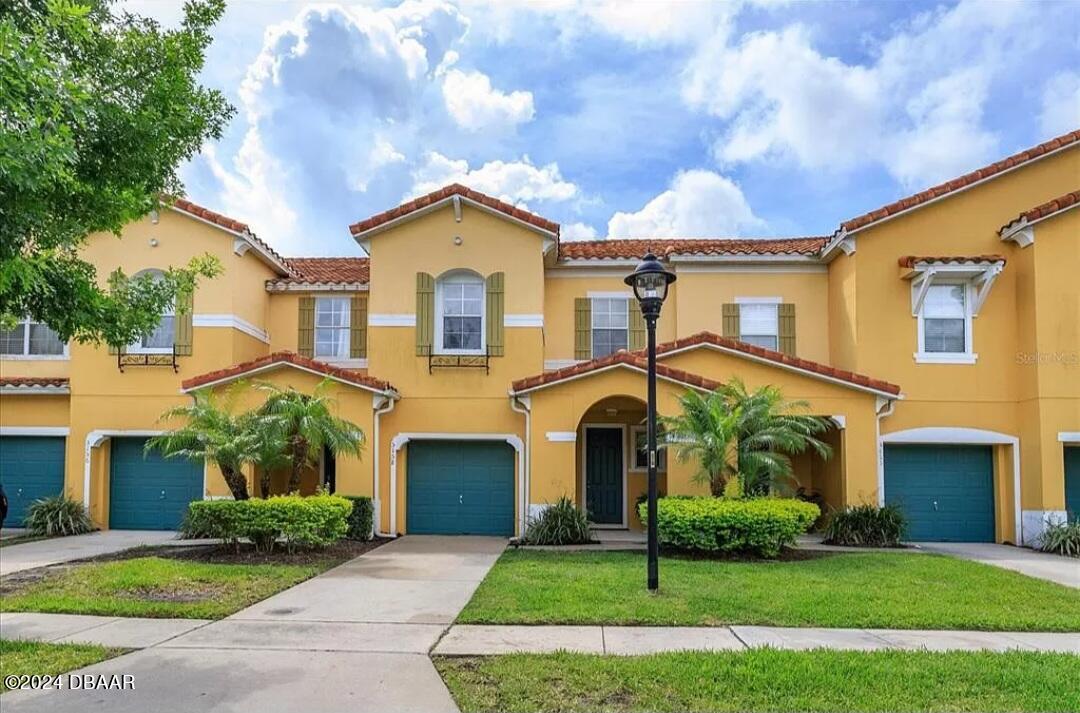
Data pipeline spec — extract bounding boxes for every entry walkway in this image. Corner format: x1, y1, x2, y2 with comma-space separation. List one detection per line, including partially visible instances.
915, 542, 1080, 588
0, 530, 186, 576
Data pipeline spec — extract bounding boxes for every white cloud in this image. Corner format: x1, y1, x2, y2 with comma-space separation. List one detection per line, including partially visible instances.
607, 170, 764, 238
442, 69, 535, 131
1039, 71, 1080, 138
411, 152, 578, 205
561, 222, 598, 241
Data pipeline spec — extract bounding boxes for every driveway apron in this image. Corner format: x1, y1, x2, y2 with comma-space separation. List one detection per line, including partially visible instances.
1, 535, 506, 713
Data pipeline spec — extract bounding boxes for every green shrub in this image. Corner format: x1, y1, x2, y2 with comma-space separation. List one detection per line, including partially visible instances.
183, 494, 351, 553
524, 496, 592, 545
641, 496, 818, 558
823, 504, 907, 547
342, 496, 374, 541
1038, 519, 1080, 558
23, 495, 95, 537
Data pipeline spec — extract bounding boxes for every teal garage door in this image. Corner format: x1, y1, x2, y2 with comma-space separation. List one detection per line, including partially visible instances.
884, 444, 995, 542
1066, 447, 1080, 521
407, 441, 514, 536
109, 437, 202, 530
0, 436, 66, 526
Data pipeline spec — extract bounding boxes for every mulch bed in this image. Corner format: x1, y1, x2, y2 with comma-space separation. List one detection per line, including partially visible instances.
659, 547, 836, 562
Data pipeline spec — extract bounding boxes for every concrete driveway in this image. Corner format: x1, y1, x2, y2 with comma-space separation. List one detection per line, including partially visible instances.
2, 535, 506, 713
917, 542, 1079, 588
0, 530, 182, 576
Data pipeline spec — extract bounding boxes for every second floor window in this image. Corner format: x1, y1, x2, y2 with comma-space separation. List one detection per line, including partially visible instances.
592, 297, 628, 358
315, 297, 351, 359
437, 273, 484, 353
739, 303, 779, 350
0, 318, 65, 357
128, 270, 174, 353
920, 284, 967, 354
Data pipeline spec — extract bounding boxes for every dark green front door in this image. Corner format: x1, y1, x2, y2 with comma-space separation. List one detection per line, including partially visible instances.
0, 436, 66, 526
406, 440, 514, 536
586, 427, 623, 525
884, 444, 995, 542
1065, 447, 1080, 521
109, 437, 202, 530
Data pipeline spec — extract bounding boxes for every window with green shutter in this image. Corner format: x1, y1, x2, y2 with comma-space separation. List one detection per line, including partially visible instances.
297, 296, 315, 357
574, 298, 591, 360
416, 272, 435, 355
486, 272, 505, 356
629, 300, 646, 351
350, 294, 368, 358
778, 303, 796, 355
173, 288, 194, 356
722, 303, 740, 339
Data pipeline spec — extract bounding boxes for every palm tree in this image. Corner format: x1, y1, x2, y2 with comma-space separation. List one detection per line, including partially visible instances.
661, 389, 741, 496
146, 385, 258, 500
255, 379, 365, 493
716, 378, 833, 496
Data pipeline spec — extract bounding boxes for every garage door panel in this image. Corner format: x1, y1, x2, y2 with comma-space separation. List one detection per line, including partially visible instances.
407, 440, 514, 536
0, 437, 66, 526
1066, 448, 1079, 520
109, 438, 202, 531
884, 444, 994, 542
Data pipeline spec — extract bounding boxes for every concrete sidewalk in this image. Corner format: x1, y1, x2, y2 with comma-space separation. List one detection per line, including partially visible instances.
0, 530, 188, 576
1, 612, 211, 648
433, 624, 1080, 655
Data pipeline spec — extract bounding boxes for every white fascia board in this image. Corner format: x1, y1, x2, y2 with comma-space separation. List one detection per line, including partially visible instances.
192, 314, 270, 344
168, 204, 291, 276
0, 385, 70, 395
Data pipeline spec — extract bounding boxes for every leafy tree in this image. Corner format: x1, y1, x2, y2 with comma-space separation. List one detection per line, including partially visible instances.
145, 385, 267, 500
661, 390, 741, 497
1, 0, 234, 345
255, 380, 365, 493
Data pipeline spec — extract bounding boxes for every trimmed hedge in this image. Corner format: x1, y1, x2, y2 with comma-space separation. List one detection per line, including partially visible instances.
342, 496, 374, 541
183, 494, 351, 553
640, 496, 819, 558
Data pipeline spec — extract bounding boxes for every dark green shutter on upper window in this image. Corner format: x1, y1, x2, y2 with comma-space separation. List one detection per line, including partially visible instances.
350, 294, 368, 359
629, 300, 646, 350
173, 288, 194, 356
416, 272, 435, 356
574, 298, 591, 360
298, 296, 315, 357
486, 272, 505, 357
722, 303, 740, 339
778, 303, 796, 356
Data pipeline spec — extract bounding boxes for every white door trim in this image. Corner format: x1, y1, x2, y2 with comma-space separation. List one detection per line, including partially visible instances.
1058, 432, 1080, 443
0, 427, 69, 437
388, 432, 525, 537
581, 424, 628, 529
880, 427, 1021, 544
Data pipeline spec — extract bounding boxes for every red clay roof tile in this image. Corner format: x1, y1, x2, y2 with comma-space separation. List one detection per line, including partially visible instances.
0, 377, 70, 390
999, 190, 1080, 233
182, 352, 394, 394
842, 130, 1080, 233
558, 237, 828, 260
170, 198, 295, 275
897, 255, 1007, 268
269, 257, 370, 287
510, 351, 723, 393
348, 184, 560, 237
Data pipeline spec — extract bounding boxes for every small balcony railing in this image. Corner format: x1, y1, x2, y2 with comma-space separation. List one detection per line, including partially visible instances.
117, 345, 179, 373
428, 347, 490, 375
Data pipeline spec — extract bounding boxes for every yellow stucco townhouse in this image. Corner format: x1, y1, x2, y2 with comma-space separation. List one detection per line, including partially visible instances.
1, 130, 1077, 546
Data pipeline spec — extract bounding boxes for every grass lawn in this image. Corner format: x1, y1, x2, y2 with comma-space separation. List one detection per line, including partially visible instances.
436, 650, 1080, 713
458, 550, 1080, 631
0, 556, 324, 619
0, 640, 125, 693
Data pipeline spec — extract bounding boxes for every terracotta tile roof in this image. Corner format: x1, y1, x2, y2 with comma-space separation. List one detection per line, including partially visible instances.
842, 130, 1080, 233
511, 350, 722, 394
0, 376, 70, 390
348, 184, 560, 237
182, 352, 395, 394
559, 237, 828, 261
268, 257, 370, 287
898, 255, 1007, 268
1000, 190, 1080, 233
169, 198, 295, 275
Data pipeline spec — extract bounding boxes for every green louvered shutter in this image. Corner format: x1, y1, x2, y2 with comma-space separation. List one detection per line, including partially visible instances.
628, 300, 646, 351
298, 296, 315, 357
778, 303, 796, 356
574, 298, 591, 360
173, 288, 194, 356
486, 272, 505, 357
108, 343, 122, 355
722, 303, 740, 339
416, 272, 435, 356
350, 294, 368, 359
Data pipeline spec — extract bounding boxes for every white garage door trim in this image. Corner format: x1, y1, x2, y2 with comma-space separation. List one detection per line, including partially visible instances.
879, 427, 1021, 545
0, 427, 70, 437
389, 432, 525, 538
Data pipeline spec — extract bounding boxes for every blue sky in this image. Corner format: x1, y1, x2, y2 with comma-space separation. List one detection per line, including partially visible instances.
128, 0, 1079, 257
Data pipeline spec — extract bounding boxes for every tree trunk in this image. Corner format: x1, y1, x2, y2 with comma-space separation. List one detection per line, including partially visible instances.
259, 468, 272, 498
709, 471, 726, 497
288, 438, 308, 493
219, 465, 249, 500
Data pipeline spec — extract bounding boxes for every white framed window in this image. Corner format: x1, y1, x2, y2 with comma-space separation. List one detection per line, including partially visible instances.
436, 272, 485, 354
128, 270, 175, 354
591, 297, 628, 358
314, 297, 351, 359
739, 302, 779, 350
0, 318, 67, 358
916, 282, 974, 364
630, 425, 667, 472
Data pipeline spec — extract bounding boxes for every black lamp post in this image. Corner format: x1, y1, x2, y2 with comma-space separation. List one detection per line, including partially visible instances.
625, 251, 676, 592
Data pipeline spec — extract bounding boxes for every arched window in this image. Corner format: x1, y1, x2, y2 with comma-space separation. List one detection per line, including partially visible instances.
129, 269, 175, 353
435, 271, 485, 354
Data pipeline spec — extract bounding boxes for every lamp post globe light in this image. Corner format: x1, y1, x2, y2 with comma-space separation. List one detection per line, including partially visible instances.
624, 251, 676, 592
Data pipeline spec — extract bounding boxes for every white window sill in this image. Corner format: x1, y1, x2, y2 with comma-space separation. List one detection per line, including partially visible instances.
0, 354, 69, 361
914, 352, 978, 364
433, 350, 487, 357
315, 357, 368, 368
127, 348, 174, 355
